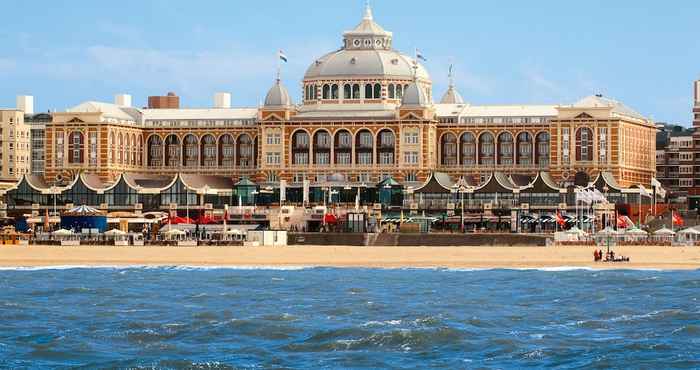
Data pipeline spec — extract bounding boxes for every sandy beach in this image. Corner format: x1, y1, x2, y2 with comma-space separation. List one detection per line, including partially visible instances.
0, 245, 699, 270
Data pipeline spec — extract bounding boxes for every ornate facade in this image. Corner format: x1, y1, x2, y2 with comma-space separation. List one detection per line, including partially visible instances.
40, 5, 656, 190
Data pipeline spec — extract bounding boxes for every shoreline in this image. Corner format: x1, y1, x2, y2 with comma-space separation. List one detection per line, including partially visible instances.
1, 245, 699, 270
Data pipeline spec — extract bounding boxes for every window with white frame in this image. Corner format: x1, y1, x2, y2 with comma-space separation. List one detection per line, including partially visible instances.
404, 151, 419, 165
336, 152, 351, 165
404, 132, 419, 145
599, 127, 607, 163
679, 178, 693, 187
266, 152, 281, 165
679, 165, 693, 174
89, 132, 98, 166
55, 132, 64, 166
561, 128, 570, 164
266, 132, 281, 145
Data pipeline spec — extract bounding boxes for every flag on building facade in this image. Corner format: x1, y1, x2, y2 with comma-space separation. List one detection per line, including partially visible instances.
556, 211, 566, 227
673, 211, 684, 227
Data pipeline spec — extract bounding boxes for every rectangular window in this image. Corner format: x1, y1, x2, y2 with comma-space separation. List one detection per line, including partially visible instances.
336, 152, 351, 165
55, 132, 64, 166
404, 151, 419, 165
357, 152, 372, 165
315, 152, 330, 165
599, 128, 607, 163
680, 179, 693, 187
267, 133, 281, 145
293, 152, 309, 165
561, 128, 570, 164
266, 152, 281, 165
293, 173, 306, 183
379, 152, 393, 165
359, 173, 371, 183
680, 166, 693, 174
89, 132, 98, 166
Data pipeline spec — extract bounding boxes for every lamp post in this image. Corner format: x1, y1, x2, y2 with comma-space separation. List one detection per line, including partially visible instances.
251, 190, 259, 211
452, 177, 470, 233
50, 185, 58, 232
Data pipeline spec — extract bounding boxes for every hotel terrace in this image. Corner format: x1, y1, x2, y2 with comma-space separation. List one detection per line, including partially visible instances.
0, 6, 658, 228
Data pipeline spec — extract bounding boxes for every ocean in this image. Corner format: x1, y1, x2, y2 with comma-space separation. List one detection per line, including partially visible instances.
0, 267, 699, 369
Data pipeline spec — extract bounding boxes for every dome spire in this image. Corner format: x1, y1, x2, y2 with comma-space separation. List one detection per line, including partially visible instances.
364, 0, 373, 20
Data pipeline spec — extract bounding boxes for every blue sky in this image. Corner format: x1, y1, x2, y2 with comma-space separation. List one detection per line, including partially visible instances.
1, 0, 699, 125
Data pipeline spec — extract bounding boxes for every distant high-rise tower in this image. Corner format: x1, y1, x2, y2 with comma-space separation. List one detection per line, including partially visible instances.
694, 79, 700, 124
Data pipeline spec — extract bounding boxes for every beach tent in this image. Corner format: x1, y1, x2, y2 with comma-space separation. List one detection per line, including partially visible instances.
652, 227, 675, 243
624, 227, 648, 241
677, 228, 700, 244
593, 227, 622, 247
162, 228, 187, 241
104, 228, 129, 245
52, 229, 74, 236
104, 229, 127, 237
52, 228, 80, 245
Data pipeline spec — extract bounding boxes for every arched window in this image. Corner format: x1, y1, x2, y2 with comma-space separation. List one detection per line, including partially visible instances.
118, 133, 124, 164
460, 132, 476, 165
365, 84, 373, 99
138, 136, 144, 166
147, 135, 163, 167
356, 130, 373, 165
377, 129, 395, 165
331, 84, 339, 99
479, 132, 495, 165
322, 84, 330, 99
343, 84, 352, 99
373, 83, 381, 99
536, 132, 550, 165
131, 134, 137, 166
165, 135, 181, 167
352, 84, 360, 99
292, 131, 310, 165
218, 134, 235, 167
517, 132, 533, 165
334, 130, 352, 165
396, 84, 404, 99
237, 134, 254, 168
201, 135, 217, 167
68, 131, 84, 164
497, 132, 514, 165
183, 134, 198, 167
313, 130, 331, 165
576, 128, 593, 161
388, 84, 395, 99
441, 133, 457, 166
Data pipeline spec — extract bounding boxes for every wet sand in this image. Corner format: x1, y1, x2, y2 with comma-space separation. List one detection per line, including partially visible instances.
0, 245, 699, 270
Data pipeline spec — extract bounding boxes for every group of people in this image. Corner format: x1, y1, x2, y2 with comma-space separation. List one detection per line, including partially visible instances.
593, 249, 630, 263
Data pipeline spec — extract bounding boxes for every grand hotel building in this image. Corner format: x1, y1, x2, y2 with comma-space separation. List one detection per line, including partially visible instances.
2, 6, 658, 218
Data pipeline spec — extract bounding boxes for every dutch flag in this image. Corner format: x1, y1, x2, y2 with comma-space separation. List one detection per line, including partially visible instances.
278, 50, 288, 63
416, 49, 427, 62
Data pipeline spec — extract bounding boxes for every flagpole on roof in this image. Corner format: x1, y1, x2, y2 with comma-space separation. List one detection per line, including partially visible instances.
276, 50, 281, 82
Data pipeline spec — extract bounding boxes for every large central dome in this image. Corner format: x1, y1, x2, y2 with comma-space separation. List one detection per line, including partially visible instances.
303, 5, 430, 82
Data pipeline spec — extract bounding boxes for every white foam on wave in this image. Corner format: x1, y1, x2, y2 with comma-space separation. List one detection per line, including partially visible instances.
0, 265, 691, 272
0, 265, 316, 272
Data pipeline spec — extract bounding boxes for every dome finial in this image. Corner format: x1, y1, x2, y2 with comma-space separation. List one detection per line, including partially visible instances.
364, 0, 373, 20
448, 62, 454, 87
